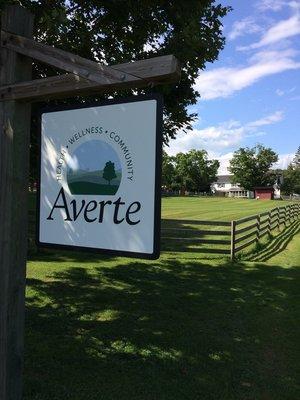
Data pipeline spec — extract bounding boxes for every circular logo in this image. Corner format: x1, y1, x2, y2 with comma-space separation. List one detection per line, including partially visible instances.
67, 139, 122, 195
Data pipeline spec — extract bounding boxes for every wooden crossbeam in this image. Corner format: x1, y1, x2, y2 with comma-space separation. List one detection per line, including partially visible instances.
1, 31, 180, 85
1, 30, 140, 84
0, 55, 180, 101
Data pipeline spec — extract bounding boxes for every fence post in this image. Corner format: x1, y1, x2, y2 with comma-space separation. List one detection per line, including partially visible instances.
292, 204, 296, 221
0, 6, 33, 400
268, 210, 272, 234
284, 206, 287, 228
230, 220, 236, 261
275, 207, 279, 230
256, 213, 261, 240
287, 205, 291, 225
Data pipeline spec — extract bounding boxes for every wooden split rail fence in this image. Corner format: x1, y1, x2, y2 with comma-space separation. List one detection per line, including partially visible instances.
28, 203, 300, 260
161, 203, 300, 261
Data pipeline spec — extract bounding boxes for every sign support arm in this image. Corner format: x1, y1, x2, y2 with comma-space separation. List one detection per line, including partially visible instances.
1, 30, 145, 85
0, 55, 180, 102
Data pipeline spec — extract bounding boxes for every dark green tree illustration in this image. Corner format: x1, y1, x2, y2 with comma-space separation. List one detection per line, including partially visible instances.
103, 161, 117, 185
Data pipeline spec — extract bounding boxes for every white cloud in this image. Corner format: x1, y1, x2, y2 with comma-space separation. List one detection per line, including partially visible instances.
239, 15, 300, 51
165, 111, 284, 156
212, 152, 234, 175
165, 122, 243, 156
256, 0, 300, 12
276, 87, 296, 96
273, 153, 295, 169
228, 17, 262, 40
247, 110, 284, 127
195, 49, 300, 100
166, 151, 293, 176
257, 0, 286, 12
216, 153, 294, 175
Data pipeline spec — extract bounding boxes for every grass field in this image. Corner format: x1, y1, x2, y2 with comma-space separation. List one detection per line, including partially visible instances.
25, 196, 300, 400
265, 230, 300, 266
161, 196, 292, 221
160, 197, 296, 257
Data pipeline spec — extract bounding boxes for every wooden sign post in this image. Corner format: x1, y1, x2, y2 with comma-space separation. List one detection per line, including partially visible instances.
0, 4, 180, 400
0, 6, 33, 400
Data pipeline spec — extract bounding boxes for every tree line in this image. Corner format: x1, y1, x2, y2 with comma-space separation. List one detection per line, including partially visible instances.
162, 145, 300, 195
162, 150, 219, 193
281, 146, 300, 195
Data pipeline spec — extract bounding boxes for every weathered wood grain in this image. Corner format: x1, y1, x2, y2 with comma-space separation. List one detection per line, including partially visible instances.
0, 5, 33, 400
230, 220, 236, 261
1, 30, 137, 84
0, 55, 180, 101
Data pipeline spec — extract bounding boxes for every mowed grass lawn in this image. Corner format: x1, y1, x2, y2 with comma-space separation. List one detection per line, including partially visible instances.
162, 196, 292, 221
160, 197, 295, 256
265, 229, 300, 267
25, 196, 300, 400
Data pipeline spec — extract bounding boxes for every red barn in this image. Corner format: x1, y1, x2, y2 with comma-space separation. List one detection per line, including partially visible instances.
254, 187, 274, 200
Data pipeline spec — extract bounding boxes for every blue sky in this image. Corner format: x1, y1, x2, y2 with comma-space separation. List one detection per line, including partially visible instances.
69, 140, 121, 172
166, 0, 300, 174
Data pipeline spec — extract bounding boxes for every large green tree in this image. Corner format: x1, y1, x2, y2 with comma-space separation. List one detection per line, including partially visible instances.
281, 146, 300, 195
1, 1, 230, 181
173, 149, 219, 192
292, 146, 300, 167
281, 165, 300, 195
162, 151, 175, 189
229, 145, 278, 191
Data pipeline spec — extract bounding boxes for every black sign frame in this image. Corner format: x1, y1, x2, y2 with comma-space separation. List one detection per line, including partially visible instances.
36, 94, 163, 259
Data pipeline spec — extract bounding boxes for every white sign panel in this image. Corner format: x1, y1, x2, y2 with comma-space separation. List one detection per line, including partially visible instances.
38, 95, 162, 259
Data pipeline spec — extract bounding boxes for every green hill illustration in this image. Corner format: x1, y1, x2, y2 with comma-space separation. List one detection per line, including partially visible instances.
66, 140, 122, 195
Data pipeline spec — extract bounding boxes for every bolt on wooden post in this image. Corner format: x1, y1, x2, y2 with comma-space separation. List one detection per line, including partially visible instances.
0, 5, 33, 400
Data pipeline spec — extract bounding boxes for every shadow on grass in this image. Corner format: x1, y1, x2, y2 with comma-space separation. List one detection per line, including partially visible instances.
25, 258, 300, 400
28, 218, 230, 262
28, 247, 118, 263
161, 219, 230, 257
245, 221, 300, 262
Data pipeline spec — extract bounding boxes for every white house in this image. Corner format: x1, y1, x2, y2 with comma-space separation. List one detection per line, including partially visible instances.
211, 175, 233, 193
211, 174, 281, 199
211, 175, 251, 197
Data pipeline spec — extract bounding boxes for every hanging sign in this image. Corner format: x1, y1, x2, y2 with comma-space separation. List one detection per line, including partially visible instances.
38, 95, 162, 259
